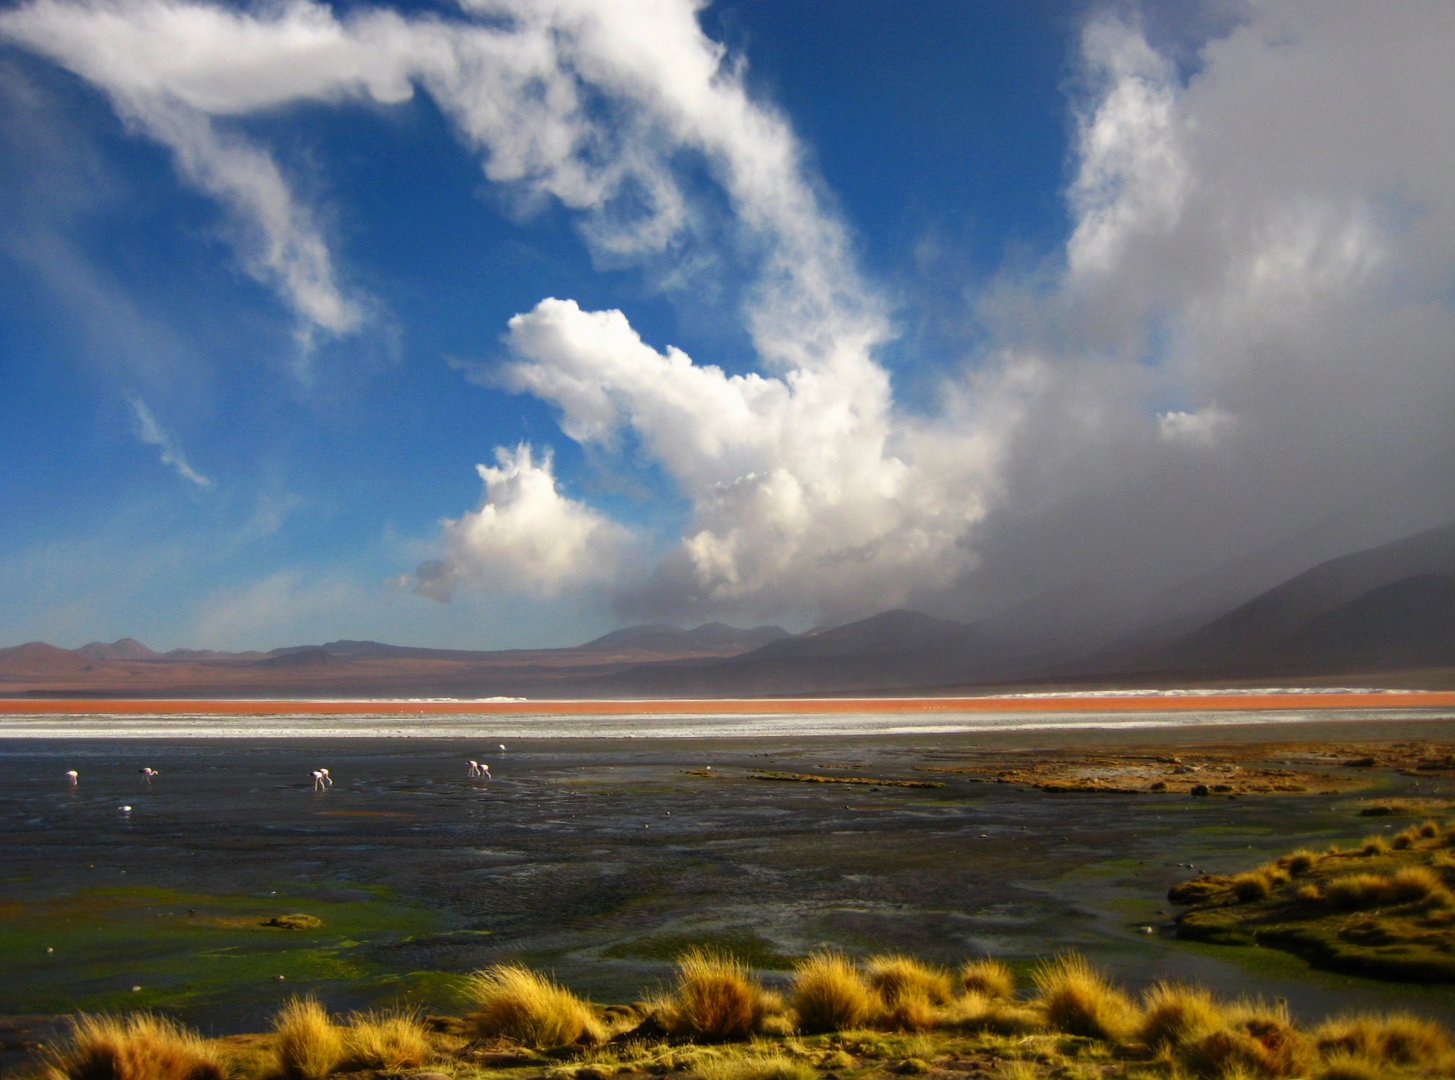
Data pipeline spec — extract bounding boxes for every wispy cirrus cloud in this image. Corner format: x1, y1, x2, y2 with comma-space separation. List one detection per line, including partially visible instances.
125, 392, 212, 489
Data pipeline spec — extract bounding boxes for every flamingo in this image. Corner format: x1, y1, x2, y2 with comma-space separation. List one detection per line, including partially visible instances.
139, 767, 160, 783
466, 759, 482, 777
311, 768, 332, 791
65, 770, 78, 786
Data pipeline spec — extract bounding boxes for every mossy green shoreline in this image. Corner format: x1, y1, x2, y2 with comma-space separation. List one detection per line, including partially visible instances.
0, 884, 444, 1015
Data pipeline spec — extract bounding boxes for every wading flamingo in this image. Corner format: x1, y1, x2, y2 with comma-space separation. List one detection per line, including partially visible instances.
311, 768, 332, 791
65, 770, 78, 786
139, 767, 160, 783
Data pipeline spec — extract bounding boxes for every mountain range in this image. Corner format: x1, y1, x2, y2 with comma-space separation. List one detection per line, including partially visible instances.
3, 524, 1451, 697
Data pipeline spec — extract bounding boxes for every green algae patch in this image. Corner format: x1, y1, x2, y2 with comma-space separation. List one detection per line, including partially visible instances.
1169, 819, 1455, 981
0, 884, 445, 1015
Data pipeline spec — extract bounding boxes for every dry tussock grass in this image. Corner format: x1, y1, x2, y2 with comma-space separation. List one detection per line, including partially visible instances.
657, 948, 778, 1041
1313, 1011, 1454, 1067
465, 963, 605, 1048
1180, 999, 1312, 1079
958, 957, 1016, 1000
790, 951, 877, 1034
864, 954, 956, 1007
42, 1013, 223, 1080
863, 954, 955, 1032
271, 997, 345, 1080
1030, 953, 1139, 1045
1322, 866, 1453, 911
1138, 982, 1225, 1050
342, 1009, 432, 1071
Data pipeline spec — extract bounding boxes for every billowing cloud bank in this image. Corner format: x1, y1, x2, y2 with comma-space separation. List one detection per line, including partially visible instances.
5, 0, 1452, 630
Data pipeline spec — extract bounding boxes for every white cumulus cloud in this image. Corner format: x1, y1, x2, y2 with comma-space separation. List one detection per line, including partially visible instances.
413, 443, 632, 601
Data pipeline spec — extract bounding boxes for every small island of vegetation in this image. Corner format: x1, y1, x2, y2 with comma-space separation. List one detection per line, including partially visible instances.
1169, 818, 1455, 982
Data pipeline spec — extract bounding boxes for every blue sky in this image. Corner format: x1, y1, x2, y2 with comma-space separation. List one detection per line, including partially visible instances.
1, 1, 1452, 651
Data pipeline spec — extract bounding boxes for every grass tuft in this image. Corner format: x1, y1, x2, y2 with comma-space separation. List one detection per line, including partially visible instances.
657, 948, 775, 1041
1181, 999, 1311, 1079
790, 951, 877, 1034
342, 1009, 432, 1071
864, 954, 956, 1007
1313, 1011, 1453, 1066
43, 1013, 223, 1080
271, 996, 346, 1080
1282, 850, 1318, 876
1138, 982, 1224, 1050
958, 957, 1016, 1000
1232, 871, 1273, 902
465, 963, 605, 1048
864, 954, 954, 1030
1031, 953, 1138, 1045
1322, 866, 1453, 911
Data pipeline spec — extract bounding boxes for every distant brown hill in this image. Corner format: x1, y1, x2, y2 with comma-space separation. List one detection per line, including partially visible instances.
0, 623, 794, 698
0, 642, 94, 676
2, 524, 1451, 698
76, 638, 163, 661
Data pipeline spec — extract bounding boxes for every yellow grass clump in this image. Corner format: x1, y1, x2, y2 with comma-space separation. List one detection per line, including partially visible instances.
465, 963, 605, 1048
342, 1009, 433, 1071
1138, 981, 1225, 1050
790, 951, 877, 1034
271, 996, 346, 1080
863, 954, 955, 1030
656, 949, 778, 1041
1232, 870, 1275, 902
1030, 953, 1139, 1045
1322, 866, 1454, 911
1281, 850, 1319, 876
958, 957, 1016, 1001
864, 954, 956, 1007
43, 1013, 223, 1080
1180, 998, 1312, 1079
1313, 1011, 1454, 1067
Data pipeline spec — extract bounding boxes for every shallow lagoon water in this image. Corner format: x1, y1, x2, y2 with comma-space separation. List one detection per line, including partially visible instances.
3, 705, 1454, 1054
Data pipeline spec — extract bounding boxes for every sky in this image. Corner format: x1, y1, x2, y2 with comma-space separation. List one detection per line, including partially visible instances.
0, 0, 1452, 652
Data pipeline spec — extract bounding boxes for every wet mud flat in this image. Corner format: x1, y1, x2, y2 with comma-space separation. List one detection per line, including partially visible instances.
3, 716, 1454, 1063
